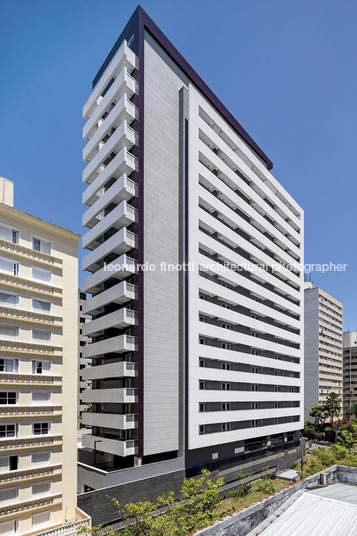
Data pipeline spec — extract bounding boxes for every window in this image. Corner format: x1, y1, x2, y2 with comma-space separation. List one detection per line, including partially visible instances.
0, 225, 18, 244
252, 402, 259, 409
199, 425, 206, 435
32, 329, 51, 343
31, 392, 51, 405
275, 402, 281, 408
31, 481, 51, 498
199, 381, 206, 390
0, 424, 17, 438
199, 403, 205, 413
252, 385, 259, 392
32, 238, 51, 254
0, 487, 18, 506
32, 299, 51, 313
31, 451, 51, 467
221, 343, 231, 350
0, 392, 17, 405
252, 420, 259, 427
0, 325, 19, 340
221, 383, 230, 390
221, 422, 231, 432
32, 360, 51, 375
222, 402, 230, 411
251, 367, 260, 374
0, 359, 18, 373
33, 423, 50, 436
221, 362, 231, 370
0, 258, 19, 276
0, 519, 19, 535
32, 511, 51, 530
199, 338, 206, 345
251, 350, 261, 356
0, 456, 18, 474
0, 292, 18, 307
32, 267, 51, 283
199, 359, 206, 368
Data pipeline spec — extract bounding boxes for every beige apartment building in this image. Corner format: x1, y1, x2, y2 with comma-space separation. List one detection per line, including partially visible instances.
0, 178, 90, 535
304, 282, 343, 420
343, 331, 357, 414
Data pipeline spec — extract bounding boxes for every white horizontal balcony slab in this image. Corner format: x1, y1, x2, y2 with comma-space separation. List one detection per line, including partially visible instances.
82, 360, 137, 380
83, 149, 137, 206
198, 345, 301, 373
83, 281, 137, 315
84, 112, 138, 163
199, 210, 301, 294
83, 122, 138, 185
82, 387, 137, 404
189, 420, 302, 450
82, 255, 136, 294
82, 334, 138, 358
82, 433, 137, 457
198, 366, 300, 387
82, 228, 138, 272
197, 254, 301, 328
199, 185, 301, 270
83, 40, 137, 119
199, 301, 300, 345
83, 201, 138, 251
82, 412, 137, 429
83, 175, 138, 228
197, 390, 300, 403
198, 243, 301, 316
83, 308, 138, 337
195, 407, 301, 426
199, 324, 300, 360
198, 140, 302, 232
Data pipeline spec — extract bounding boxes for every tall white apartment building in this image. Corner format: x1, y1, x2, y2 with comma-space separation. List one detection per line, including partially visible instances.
0, 178, 90, 535
304, 282, 343, 420
78, 6, 304, 498
343, 331, 357, 414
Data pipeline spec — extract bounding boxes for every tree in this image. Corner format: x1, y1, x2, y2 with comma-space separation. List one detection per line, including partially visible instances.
325, 392, 342, 442
346, 402, 357, 421
309, 404, 329, 427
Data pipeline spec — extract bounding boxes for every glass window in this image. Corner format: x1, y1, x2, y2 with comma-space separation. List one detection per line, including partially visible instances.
0, 392, 17, 405
0, 293, 18, 306
0, 258, 18, 276
32, 360, 51, 374
0, 487, 18, 506
32, 238, 51, 254
31, 391, 51, 405
33, 423, 50, 436
0, 519, 19, 535
0, 226, 17, 244
32, 299, 51, 312
32, 511, 51, 529
0, 359, 18, 373
31, 481, 51, 498
0, 325, 19, 340
31, 451, 50, 467
0, 424, 17, 438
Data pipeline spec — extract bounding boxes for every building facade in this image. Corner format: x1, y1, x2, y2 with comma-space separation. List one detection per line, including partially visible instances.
304, 282, 343, 421
0, 178, 90, 535
343, 331, 357, 414
78, 291, 91, 437
79, 6, 304, 494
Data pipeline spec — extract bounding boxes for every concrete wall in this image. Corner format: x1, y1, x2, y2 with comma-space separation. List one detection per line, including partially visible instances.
142, 32, 189, 456
304, 287, 319, 420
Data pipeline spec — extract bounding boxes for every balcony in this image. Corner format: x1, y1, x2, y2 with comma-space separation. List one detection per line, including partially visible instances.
0, 405, 62, 418
81, 360, 137, 380
0, 238, 62, 267
82, 308, 138, 337
0, 463, 62, 485
0, 373, 62, 386
0, 306, 62, 327
83, 174, 138, 228
82, 254, 136, 294
82, 412, 137, 430
0, 434, 62, 453
82, 201, 138, 251
84, 109, 138, 162
82, 387, 137, 404
83, 280, 137, 315
33, 508, 91, 536
0, 340, 62, 358
83, 129, 139, 185
0, 493, 62, 519
82, 228, 138, 272
82, 147, 138, 206
82, 334, 138, 358
82, 433, 136, 457
0, 273, 62, 298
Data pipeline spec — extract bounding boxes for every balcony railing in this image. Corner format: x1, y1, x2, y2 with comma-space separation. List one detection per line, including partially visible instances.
0, 306, 62, 326
0, 493, 62, 518
0, 463, 62, 484
0, 239, 62, 266
0, 273, 62, 297
34, 508, 91, 536
0, 340, 62, 357
0, 373, 62, 386
0, 434, 62, 452
0, 405, 62, 418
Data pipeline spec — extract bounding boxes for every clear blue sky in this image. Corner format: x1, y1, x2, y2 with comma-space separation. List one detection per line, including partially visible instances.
0, 0, 356, 328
